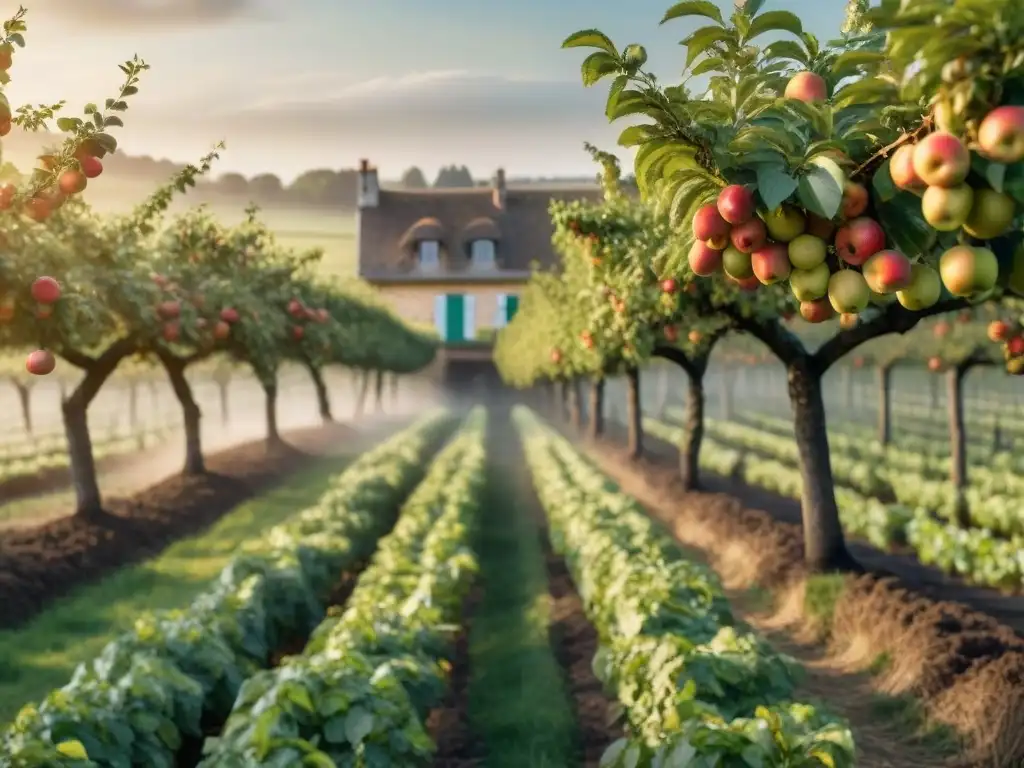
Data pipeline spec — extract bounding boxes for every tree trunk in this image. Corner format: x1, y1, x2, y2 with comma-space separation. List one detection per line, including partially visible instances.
354, 370, 369, 417
679, 369, 705, 491
374, 370, 384, 413
160, 354, 205, 475
12, 381, 31, 434
264, 380, 283, 448
390, 373, 399, 406
218, 381, 230, 425
787, 359, 858, 572
587, 378, 605, 440
567, 379, 581, 432
626, 368, 643, 459
993, 417, 1003, 454
62, 339, 135, 518
946, 365, 969, 526
719, 371, 733, 420
128, 382, 138, 430
307, 364, 333, 423
876, 364, 892, 445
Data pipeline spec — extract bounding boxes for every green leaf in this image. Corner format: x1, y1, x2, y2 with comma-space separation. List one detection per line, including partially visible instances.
797, 164, 844, 218
876, 191, 936, 257
606, 89, 653, 121
55, 741, 88, 759
762, 40, 810, 65
739, 0, 767, 14
833, 76, 899, 107
745, 10, 803, 41
690, 57, 727, 77
971, 154, 1007, 193
581, 52, 619, 86
344, 706, 374, 745
661, 1, 724, 26
872, 158, 897, 202
104, 115, 124, 127
8, 32, 24, 47
665, 172, 715, 228
617, 125, 656, 147
562, 29, 618, 56
681, 26, 732, 67
831, 50, 885, 77
755, 164, 798, 210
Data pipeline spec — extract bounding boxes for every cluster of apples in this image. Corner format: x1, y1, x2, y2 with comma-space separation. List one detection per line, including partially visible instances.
287, 297, 330, 341
23, 276, 62, 375
987, 317, 1024, 375
151, 273, 241, 344
9, 143, 106, 222
890, 106, 1023, 239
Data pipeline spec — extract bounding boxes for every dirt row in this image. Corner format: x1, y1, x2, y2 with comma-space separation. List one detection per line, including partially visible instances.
587, 435, 1024, 766
0, 421, 366, 631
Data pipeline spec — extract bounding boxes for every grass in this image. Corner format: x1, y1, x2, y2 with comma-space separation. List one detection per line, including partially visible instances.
464, 445, 576, 768
803, 573, 847, 632
0, 456, 350, 726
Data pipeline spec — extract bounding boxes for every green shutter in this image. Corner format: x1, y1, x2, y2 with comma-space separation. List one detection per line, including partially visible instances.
505, 294, 519, 323
445, 294, 465, 342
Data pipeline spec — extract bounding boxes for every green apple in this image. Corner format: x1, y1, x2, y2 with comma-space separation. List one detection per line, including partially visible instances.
939, 245, 999, 296
789, 262, 830, 301
762, 205, 806, 242
787, 234, 827, 269
722, 246, 754, 279
827, 269, 870, 314
964, 188, 1017, 239
896, 264, 942, 309
921, 184, 974, 231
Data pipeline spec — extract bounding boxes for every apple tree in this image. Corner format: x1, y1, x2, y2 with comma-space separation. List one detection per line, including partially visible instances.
562, 0, 1024, 571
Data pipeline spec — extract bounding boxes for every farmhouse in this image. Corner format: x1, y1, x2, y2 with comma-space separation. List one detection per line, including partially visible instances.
355, 159, 601, 384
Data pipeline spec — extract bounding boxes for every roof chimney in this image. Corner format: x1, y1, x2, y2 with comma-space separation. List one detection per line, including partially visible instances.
358, 158, 379, 208
492, 168, 506, 209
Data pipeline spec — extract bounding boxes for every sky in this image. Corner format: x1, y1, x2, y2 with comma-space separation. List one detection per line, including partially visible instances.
7, 0, 848, 183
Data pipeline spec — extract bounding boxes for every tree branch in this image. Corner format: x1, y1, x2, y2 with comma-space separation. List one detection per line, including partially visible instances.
653, 345, 697, 377
814, 298, 971, 372
726, 311, 807, 366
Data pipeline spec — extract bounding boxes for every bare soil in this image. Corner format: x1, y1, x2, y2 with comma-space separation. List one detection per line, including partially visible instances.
0, 422, 363, 632
586, 433, 1024, 767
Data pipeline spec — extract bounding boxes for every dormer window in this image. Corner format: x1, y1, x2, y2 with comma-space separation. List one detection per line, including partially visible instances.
418, 240, 441, 272
469, 239, 496, 271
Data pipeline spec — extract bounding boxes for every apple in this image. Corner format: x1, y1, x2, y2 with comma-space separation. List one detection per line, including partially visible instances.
896, 264, 941, 310
220, 307, 240, 323
934, 320, 951, 338
31, 276, 61, 304
912, 131, 970, 187
834, 217, 885, 265
287, 299, 304, 317
870, 290, 897, 306
839, 313, 858, 330
862, 249, 913, 293
163, 322, 181, 342
157, 300, 181, 320
789, 262, 830, 301
805, 212, 836, 240
717, 185, 754, 224
800, 297, 835, 323
988, 320, 1012, 342
785, 71, 827, 102
921, 183, 974, 231
763, 205, 806, 242
928, 356, 942, 372
787, 234, 827, 269
692, 204, 730, 243
0, 297, 14, 322
751, 244, 791, 285
729, 218, 767, 253
25, 349, 56, 376
1008, 336, 1024, 356
939, 245, 999, 296
79, 156, 103, 178
214, 320, 231, 340
24, 197, 51, 222
0, 46, 11, 71
977, 105, 1024, 164
890, 144, 926, 192
550, 348, 562, 363
661, 278, 677, 293
0, 183, 14, 210
963, 188, 1016, 239
730, 274, 760, 292
827, 270, 870, 314
664, 325, 678, 342
841, 182, 869, 218
722, 246, 754, 280
688, 330, 703, 344
59, 170, 87, 195
688, 241, 723, 276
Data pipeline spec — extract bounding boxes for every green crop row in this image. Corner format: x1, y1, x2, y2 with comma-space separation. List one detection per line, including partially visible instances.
199, 409, 487, 766
0, 411, 454, 768
646, 418, 1024, 591
515, 407, 853, 767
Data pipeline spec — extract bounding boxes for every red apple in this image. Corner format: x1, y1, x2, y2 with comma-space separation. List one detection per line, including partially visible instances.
688, 330, 702, 344
834, 217, 885, 265
58, 169, 87, 195
0, 183, 14, 210
800, 297, 835, 323
912, 131, 970, 187
25, 349, 56, 376
692, 204, 730, 244
934, 321, 951, 338
163, 322, 181, 341
889, 144, 925, 192
316, 309, 329, 322
730, 274, 760, 292
977, 105, 1024, 164
661, 278, 677, 293
729, 218, 767, 253
287, 299, 304, 317
214, 320, 231, 340
1008, 336, 1024, 356
751, 244, 791, 285
862, 250, 913, 294
157, 300, 181, 320
717, 185, 754, 224
688, 241, 723, 276
79, 156, 103, 179
841, 182, 869, 218
550, 348, 562, 364
988, 320, 1012, 342
24, 197, 51, 222
928, 356, 942, 372
784, 71, 827, 102
292, 326, 304, 340
220, 307, 240, 323
31, 276, 61, 304
664, 325, 678, 342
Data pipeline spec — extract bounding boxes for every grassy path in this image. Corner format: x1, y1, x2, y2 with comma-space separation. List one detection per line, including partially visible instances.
0, 455, 350, 725
462, 425, 577, 768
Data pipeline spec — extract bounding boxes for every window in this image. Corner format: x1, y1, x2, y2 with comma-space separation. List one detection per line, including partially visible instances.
418, 240, 440, 272
469, 239, 496, 271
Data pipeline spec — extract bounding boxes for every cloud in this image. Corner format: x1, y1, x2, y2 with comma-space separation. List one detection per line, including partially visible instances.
43, 0, 259, 27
